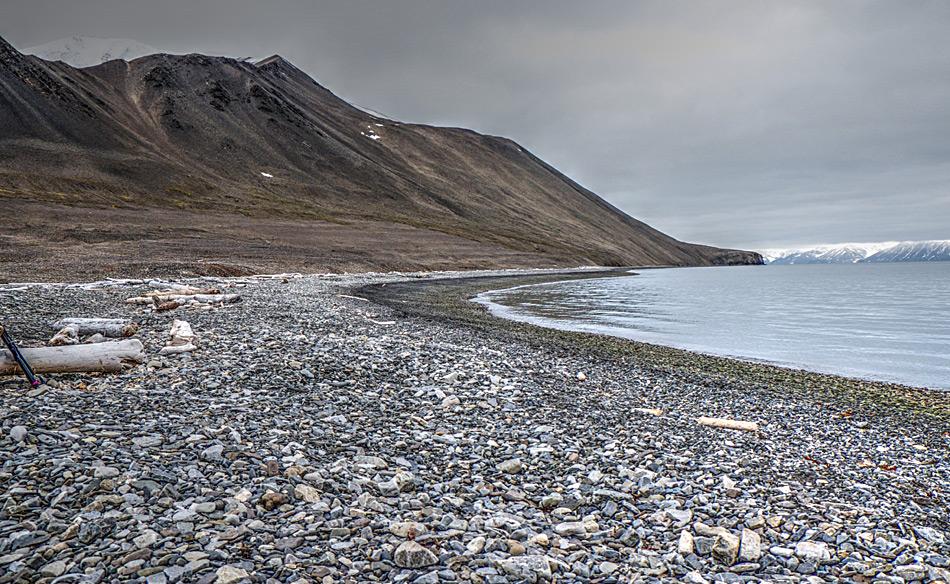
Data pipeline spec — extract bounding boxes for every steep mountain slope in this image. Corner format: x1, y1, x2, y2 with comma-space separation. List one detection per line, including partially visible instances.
23, 36, 160, 68
0, 35, 760, 275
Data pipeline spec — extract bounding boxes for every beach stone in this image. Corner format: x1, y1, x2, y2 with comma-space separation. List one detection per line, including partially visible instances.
164, 565, 187, 583
93, 465, 120, 478
260, 491, 289, 510
599, 561, 619, 575
201, 444, 224, 461
739, 528, 761, 562
134, 529, 159, 548
498, 458, 523, 474
496, 555, 554, 583
679, 530, 695, 555
795, 541, 831, 564
666, 508, 693, 527
554, 521, 588, 537
9, 425, 27, 442
294, 484, 321, 502
712, 531, 741, 565
684, 571, 710, 584
540, 493, 562, 509
215, 565, 249, 583
133, 435, 163, 448
40, 560, 67, 577
467, 536, 486, 554
395, 541, 438, 568
390, 521, 427, 538
354, 455, 388, 469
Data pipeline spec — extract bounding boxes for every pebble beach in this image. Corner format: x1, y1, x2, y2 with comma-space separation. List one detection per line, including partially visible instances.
1, 270, 947, 583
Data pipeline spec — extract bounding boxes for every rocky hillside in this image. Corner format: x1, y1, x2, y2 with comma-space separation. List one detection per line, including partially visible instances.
0, 35, 761, 276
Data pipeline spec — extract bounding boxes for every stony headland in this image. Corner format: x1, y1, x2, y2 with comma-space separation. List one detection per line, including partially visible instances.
0, 270, 947, 583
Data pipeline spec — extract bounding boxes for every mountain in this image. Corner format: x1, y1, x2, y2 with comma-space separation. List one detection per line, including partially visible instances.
762, 242, 895, 265
0, 35, 760, 279
23, 36, 160, 68
863, 240, 950, 263
763, 241, 949, 264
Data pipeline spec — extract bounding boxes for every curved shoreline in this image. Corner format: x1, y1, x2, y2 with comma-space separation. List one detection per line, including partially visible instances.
472, 271, 950, 393
358, 268, 950, 423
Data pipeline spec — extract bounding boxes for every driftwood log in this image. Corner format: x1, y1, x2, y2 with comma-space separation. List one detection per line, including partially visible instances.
696, 417, 760, 432
51, 318, 138, 338
144, 286, 220, 296
126, 293, 241, 306
1, 339, 146, 374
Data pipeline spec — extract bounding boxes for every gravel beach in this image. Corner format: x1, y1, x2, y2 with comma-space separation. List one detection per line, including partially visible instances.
1, 269, 947, 583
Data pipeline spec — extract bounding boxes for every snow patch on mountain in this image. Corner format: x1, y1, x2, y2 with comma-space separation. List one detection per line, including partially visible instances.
24, 36, 160, 68
763, 240, 950, 264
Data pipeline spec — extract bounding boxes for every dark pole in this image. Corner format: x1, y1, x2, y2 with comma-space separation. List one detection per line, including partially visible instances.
0, 325, 44, 388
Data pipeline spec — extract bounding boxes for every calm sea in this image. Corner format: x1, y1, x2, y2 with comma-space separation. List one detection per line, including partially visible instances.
475, 263, 950, 390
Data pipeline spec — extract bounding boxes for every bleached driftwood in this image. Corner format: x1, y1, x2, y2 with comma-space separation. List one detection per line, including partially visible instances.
696, 417, 759, 432
51, 318, 138, 338
159, 320, 197, 355
49, 324, 80, 346
143, 286, 220, 297
126, 293, 241, 306
0, 339, 145, 374
634, 407, 664, 416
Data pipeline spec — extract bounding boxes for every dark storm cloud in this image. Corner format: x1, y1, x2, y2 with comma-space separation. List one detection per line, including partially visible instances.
4, 0, 949, 249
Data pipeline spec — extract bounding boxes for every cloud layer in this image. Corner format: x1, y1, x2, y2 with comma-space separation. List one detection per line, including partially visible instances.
5, 0, 949, 249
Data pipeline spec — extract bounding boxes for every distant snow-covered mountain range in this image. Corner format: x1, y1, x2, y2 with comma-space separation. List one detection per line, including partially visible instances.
24, 36, 160, 68
762, 240, 950, 264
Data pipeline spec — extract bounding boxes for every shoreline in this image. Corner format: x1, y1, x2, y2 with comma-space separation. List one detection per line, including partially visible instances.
1, 269, 947, 583
469, 270, 949, 393
357, 269, 949, 423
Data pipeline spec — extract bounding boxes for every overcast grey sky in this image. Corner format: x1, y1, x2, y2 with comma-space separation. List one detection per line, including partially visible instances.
4, 0, 949, 249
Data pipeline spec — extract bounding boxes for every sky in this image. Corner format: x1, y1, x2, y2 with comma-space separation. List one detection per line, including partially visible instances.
4, 0, 950, 250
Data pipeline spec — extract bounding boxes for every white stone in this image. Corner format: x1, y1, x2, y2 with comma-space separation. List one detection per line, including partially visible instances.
389, 521, 427, 538
498, 458, 523, 474
394, 541, 438, 568
496, 556, 554, 583
467, 536, 486, 554
678, 530, 695, 555
294, 484, 321, 503
134, 529, 159, 548
795, 541, 831, 564
739, 528, 761, 562
554, 521, 588, 537
215, 565, 249, 584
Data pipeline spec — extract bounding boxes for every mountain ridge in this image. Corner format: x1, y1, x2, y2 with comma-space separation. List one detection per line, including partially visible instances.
763, 240, 950, 264
23, 36, 161, 68
0, 35, 761, 278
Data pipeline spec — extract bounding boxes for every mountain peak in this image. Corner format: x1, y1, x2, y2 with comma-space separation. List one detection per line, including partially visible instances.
255, 55, 289, 67
24, 36, 159, 68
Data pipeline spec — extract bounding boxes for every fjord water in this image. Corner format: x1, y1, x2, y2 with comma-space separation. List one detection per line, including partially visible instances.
477, 263, 950, 390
